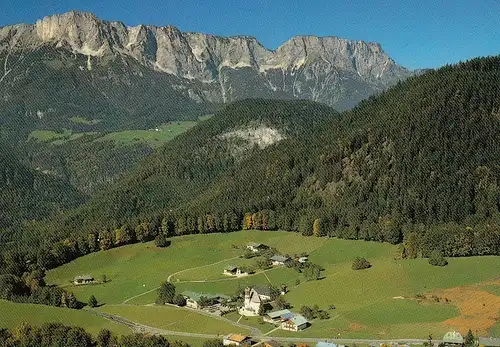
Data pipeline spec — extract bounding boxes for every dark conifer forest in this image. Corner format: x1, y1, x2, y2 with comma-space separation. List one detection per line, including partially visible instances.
0, 56, 499, 278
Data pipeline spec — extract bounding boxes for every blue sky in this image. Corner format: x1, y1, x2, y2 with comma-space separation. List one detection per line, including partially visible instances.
1, 0, 498, 69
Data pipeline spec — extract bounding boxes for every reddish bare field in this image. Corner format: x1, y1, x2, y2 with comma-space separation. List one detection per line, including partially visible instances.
433, 279, 500, 335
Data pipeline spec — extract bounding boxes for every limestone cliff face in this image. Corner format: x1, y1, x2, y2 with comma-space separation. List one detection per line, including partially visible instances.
0, 11, 413, 110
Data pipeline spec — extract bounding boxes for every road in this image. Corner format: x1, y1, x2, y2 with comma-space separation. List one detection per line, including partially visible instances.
167, 256, 241, 282
122, 256, 241, 304
91, 309, 440, 345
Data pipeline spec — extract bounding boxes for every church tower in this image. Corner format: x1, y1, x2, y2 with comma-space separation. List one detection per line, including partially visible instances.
244, 287, 251, 305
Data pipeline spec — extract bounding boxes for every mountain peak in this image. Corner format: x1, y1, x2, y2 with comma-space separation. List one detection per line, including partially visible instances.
0, 11, 413, 110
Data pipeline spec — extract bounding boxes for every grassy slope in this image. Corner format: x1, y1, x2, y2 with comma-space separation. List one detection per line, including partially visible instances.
96, 121, 199, 147
28, 121, 200, 148
45, 231, 500, 338
490, 321, 500, 337
70, 117, 102, 125
483, 284, 500, 296
0, 300, 130, 336
99, 305, 250, 335
29, 116, 213, 147
485, 283, 500, 337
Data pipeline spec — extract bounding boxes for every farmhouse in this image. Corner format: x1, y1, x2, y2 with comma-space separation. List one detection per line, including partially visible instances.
270, 255, 290, 266
443, 331, 464, 345
238, 286, 272, 316
479, 337, 500, 347
73, 275, 94, 285
281, 314, 309, 331
223, 266, 249, 277
181, 291, 230, 309
223, 334, 251, 346
263, 309, 293, 324
247, 242, 269, 253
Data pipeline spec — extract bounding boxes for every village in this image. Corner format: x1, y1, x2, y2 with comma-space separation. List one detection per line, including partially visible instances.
71, 241, 500, 347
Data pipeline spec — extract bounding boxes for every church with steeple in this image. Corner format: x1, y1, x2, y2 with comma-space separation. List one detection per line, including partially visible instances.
238, 286, 272, 316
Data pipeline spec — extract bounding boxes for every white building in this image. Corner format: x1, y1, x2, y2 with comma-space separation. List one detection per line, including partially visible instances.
238, 286, 272, 316
223, 266, 248, 277
281, 314, 309, 331
247, 242, 269, 253
270, 255, 290, 266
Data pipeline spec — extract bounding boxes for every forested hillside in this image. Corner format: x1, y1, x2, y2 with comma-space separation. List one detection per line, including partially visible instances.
20, 136, 153, 195
24, 99, 337, 241
2, 56, 499, 274
0, 145, 85, 242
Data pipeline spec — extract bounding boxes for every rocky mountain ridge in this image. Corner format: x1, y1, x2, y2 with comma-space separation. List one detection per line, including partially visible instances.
0, 11, 413, 110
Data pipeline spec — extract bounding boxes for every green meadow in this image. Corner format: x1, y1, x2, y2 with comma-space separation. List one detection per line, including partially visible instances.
27, 115, 213, 147
70, 116, 102, 125
97, 121, 199, 147
0, 300, 130, 336
45, 231, 500, 339
28, 129, 97, 145
483, 284, 500, 296
98, 304, 250, 335
490, 320, 500, 337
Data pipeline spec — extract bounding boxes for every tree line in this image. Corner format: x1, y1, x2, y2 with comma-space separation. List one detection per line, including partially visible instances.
0, 322, 192, 347
0, 268, 80, 309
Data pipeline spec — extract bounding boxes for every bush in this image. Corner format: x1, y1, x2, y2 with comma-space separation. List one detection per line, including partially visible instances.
428, 250, 448, 266
352, 257, 371, 270
318, 310, 330, 320
255, 256, 271, 270
172, 294, 186, 307
242, 249, 255, 259
300, 305, 315, 320
154, 234, 171, 248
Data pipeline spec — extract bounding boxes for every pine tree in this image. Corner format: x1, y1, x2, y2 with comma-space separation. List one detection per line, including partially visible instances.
464, 329, 475, 347
88, 295, 98, 308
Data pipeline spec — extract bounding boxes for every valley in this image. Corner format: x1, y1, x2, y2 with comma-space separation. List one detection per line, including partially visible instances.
0, 6, 498, 347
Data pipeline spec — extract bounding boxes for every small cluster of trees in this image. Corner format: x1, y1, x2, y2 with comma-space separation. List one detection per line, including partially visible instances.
0, 323, 193, 347
88, 295, 98, 308
299, 305, 330, 320
286, 257, 324, 281
0, 270, 80, 309
352, 257, 371, 270
156, 281, 186, 307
